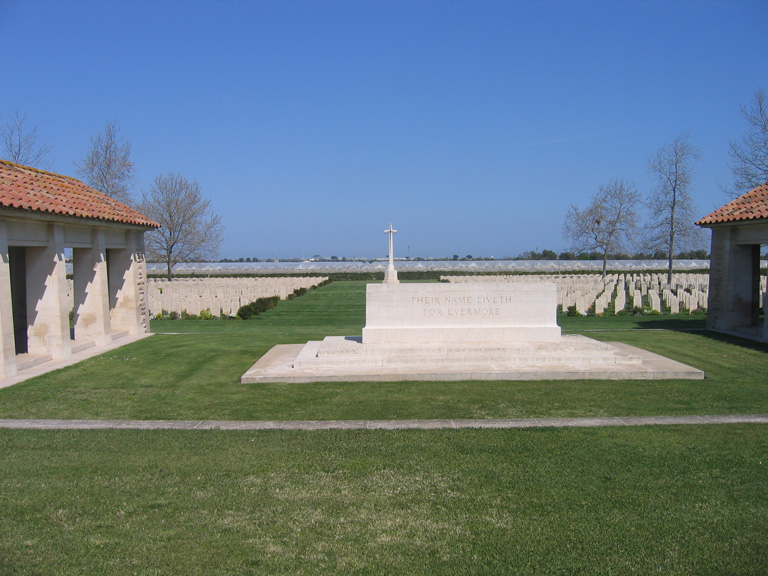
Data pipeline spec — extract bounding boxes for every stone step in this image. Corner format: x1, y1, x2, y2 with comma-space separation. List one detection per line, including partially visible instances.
71, 340, 95, 354
15, 354, 53, 371
314, 336, 622, 358
317, 344, 621, 357
295, 355, 642, 369
295, 353, 642, 369
294, 337, 644, 368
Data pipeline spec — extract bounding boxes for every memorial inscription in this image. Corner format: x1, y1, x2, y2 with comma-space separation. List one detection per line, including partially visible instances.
412, 294, 513, 318
362, 282, 561, 343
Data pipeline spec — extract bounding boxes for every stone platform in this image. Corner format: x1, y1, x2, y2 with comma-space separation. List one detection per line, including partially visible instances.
241, 280, 704, 384
240, 335, 704, 383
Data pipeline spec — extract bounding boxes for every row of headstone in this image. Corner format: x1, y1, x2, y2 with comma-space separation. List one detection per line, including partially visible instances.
66, 276, 329, 316
144, 277, 329, 316
442, 273, 717, 315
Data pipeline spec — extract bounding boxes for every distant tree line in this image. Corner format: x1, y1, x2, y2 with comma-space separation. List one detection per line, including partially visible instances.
216, 249, 710, 263
513, 249, 709, 261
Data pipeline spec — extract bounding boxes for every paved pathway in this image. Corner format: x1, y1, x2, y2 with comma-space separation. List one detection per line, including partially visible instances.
1, 414, 767, 430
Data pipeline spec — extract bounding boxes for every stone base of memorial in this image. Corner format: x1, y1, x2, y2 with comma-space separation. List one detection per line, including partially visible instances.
241, 282, 704, 383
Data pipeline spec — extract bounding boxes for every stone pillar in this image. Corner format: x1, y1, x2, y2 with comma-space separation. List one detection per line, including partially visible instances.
73, 229, 112, 346
0, 221, 18, 377
26, 223, 72, 359
108, 230, 150, 335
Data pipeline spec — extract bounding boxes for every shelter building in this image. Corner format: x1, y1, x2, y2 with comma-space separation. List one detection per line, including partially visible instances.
697, 183, 768, 342
0, 160, 159, 378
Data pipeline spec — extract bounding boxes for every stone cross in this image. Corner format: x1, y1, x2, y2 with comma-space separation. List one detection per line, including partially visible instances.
384, 223, 399, 284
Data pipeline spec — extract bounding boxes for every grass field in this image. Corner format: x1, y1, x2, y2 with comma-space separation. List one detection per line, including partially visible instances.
0, 280, 767, 574
0, 281, 765, 422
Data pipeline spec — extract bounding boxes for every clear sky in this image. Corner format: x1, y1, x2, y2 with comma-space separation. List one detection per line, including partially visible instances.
2, 0, 766, 260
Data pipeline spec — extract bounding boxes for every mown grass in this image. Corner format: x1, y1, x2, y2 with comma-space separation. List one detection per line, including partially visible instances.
1, 280, 767, 574
0, 281, 766, 421
1, 425, 766, 575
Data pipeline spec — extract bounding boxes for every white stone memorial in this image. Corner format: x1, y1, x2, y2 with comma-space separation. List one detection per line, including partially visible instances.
362, 282, 560, 343
241, 225, 704, 383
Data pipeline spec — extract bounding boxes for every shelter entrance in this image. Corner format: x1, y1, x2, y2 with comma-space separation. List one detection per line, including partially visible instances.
8, 247, 27, 354
705, 223, 768, 341
743, 243, 764, 329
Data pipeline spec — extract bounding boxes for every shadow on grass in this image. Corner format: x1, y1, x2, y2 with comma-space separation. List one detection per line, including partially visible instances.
566, 313, 768, 352
630, 317, 708, 331
688, 327, 768, 354
558, 314, 707, 333
623, 316, 768, 353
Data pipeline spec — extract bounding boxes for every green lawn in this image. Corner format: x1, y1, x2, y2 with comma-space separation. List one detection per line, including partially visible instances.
0, 280, 765, 422
1, 280, 767, 574
1, 425, 766, 575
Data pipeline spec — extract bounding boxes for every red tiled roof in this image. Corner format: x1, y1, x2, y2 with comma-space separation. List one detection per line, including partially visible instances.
0, 160, 159, 228
697, 182, 768, 226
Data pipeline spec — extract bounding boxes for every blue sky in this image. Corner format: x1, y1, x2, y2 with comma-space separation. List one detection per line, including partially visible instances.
2, 0, 766, 259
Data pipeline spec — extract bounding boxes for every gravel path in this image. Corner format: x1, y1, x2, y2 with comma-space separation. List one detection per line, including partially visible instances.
1, 414, 766, 430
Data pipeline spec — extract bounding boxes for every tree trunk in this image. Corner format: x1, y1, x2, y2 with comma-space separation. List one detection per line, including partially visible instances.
668, 196, 676, 285
667, 217, 675, 285
667, 252, 673, 285
601, 248, 608, 281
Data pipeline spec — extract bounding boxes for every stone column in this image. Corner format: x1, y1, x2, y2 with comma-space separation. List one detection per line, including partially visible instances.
109, 230, 150, 335
706, 229, 723, 329
73, 228, 112, 346
0, 221, 18, 377
26, 223, 72, 359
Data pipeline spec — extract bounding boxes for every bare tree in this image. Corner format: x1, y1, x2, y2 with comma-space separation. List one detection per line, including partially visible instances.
1, 110, 52, 168
140, 173, 224, 280
729, 88, 768, 196
646, 133, 705, 283
75, 121, 135, 205
563, 179, 640, 279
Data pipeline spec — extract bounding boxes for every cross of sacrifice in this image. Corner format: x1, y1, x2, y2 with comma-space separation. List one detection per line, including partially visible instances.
383, 223, 399, 284
385, 223, 397, 265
